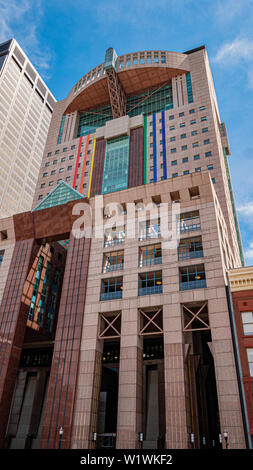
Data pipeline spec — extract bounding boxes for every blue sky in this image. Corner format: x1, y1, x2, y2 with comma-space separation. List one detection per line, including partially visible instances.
0, 0, 253, 264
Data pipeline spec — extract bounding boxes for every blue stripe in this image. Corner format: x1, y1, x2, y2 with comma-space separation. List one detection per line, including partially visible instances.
152, 113, 157, 182
161, 111, 167, 180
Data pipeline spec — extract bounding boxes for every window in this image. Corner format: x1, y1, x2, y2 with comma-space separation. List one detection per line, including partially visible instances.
178, 236, 203, 260
171, 148, 176, 153
139, 244, 162, 267
212, 178, 216, 183
102, 136, 130, 194
45, 162, 50, 167
190, 120, 196, 125
47, 152, 52, 157
195, 167, 201, 172
59, 168, 64, 173
189, 186, 200, 199
100, 277, 123, 301
53, 160, 58, 164
71, 145, 76, 150
104, 226, 125, 247
102, 250, 124, 273
63, 147, 67, 152
69, 155, 74, 160
201, 116, 207, 121
194, 154, 200, 160
38, 195, 43, 200
207, 164, 213, 170
169, 125, 175, 131
61, 157, 66, 162
55, 150, 59, 154
180, 122, 185, 128
138, 270, 162, 296
43, 172, 48, 177
181, 133, 186, 139
204, 139, 210, 145
241, 312, 253, 336
169, 115, 174, 120
139, 219, 161, 241
179, 264, 206, 290
179, 210, 200, 233
0, 250, 5, 267
199, 106, 206, 111
179, 112, 184, 117
183, 170, 190, 175
205, 151, 212, 157
181, 145, 187, 151
171, 160, 177, 166
182, 157, 188, 163
191, 130, 198, 136
41, 183, 45, 188
51, 170, 56, 175
66, 176, 70, 182
189, 109, 195, 114
150, 132, 153, 136
246, 349, 253, 376
202, 127, 208, 133
49, 181, 53, 186
172, 173, 178, 178
192, 142, 199, 148
67, 165, 72, 171
170, 136, 176, 142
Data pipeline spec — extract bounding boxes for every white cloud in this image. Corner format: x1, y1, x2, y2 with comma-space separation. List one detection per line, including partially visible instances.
0, 0, 52, 77
214, 37, 253, 64
237, 202, 253, 217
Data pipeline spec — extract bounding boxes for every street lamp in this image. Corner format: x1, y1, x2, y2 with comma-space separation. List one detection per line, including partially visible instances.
59, 426, 63, 449
223, 430, 229, 449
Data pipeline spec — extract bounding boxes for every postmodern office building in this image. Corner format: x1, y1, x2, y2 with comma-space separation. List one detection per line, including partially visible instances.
0, 38, 56, 218
0, 46, 248, 449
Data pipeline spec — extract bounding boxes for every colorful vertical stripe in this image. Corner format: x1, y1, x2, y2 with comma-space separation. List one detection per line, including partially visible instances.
152, 113, 157, 182
161, 111, 167, 180
88, 138, 96, 198
143, 115, 147, 184
73, 136, 83, 189
79, 134, 90, 193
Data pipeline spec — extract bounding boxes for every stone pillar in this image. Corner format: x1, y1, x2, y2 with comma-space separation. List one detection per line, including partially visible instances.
40, 234, 91, 449
0, 238, 35, 448
208, 294, 246, 448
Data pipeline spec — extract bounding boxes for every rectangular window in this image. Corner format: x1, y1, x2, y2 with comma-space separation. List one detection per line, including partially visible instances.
169, 125, 175, 130
59, 168, 64, 173
189, 109, 195, 114
179, 122, 185, 128
201, 116, 207, 121
51, 170, 56, 175
138, 270, 162, 296
169, 115, 174, 120
246, 349, 253, 376
104, 226, 125, 247
192, 142, 199, 148
171, 148, 176, 153
191, 130, 198, 136
47, 152, 52, 157
139, 219, 161, 241
181, 134, 186, 139
171, 160, 177, 166
43, 172, 48, 177
182, 157, 188, 163
242, 312, 253, 336
172, 173, 178, 178
139, 244, 162, 267
195, 167, 201, 172
102, 136, 130, 194
204, 139, 210, 144
183, 170, 190, 175
100, 276, 123, 301
199, 106, 206, 111
207, 164, 213, 170
205, 151, 212, 157
53, 160, 58, 164
0, 250, 5, 267
194, 154, 200, 160
190, 120, 196, 125
179, 112, 184, 117
179, 264, 206, 290
102, 250, 124, 273
179, 210, 200, 233
67, 165, 72, 170
178, 236, 203, 260
45, 162, 50, 167
181, 145, 187, 151
202, 127, 208, 133
170, 136, 176, 142
69, 155, 74, 160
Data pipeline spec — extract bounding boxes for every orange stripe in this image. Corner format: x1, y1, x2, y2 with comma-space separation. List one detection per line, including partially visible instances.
79, 134, 90, 193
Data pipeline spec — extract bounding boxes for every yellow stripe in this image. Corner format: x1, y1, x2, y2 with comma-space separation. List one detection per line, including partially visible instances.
88, 137, 96, 198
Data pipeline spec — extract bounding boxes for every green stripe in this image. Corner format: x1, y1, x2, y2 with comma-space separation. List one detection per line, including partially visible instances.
143, 115, 147, 184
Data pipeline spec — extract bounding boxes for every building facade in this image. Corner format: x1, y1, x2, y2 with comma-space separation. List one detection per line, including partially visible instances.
0, 39, 56, 218
0, 46, 248, 449
228, 267, 253, 446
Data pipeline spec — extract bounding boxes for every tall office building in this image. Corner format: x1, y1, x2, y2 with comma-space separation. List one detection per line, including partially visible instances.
0, 38, 56, 218
0, 46, 248, 449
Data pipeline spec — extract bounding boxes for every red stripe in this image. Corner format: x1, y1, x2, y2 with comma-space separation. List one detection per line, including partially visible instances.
73, 136, 83, 189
